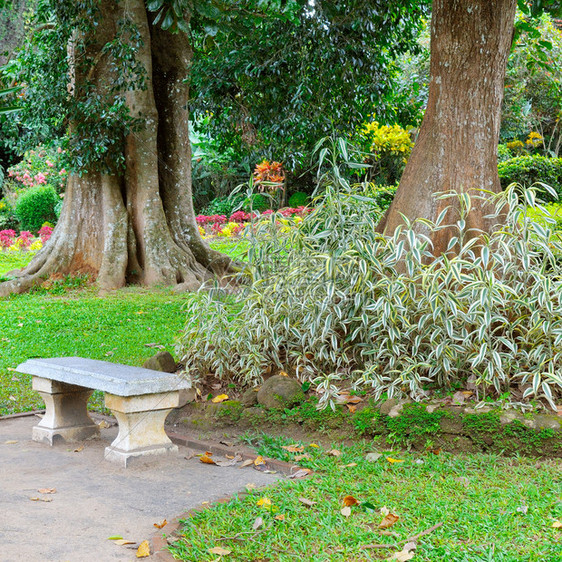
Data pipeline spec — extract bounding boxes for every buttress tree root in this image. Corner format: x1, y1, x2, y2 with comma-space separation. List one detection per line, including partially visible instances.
0, 0, 230, 298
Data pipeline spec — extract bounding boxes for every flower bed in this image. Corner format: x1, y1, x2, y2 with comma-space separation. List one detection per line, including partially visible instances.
196, 206, 310, 238
0, 225, 52, 253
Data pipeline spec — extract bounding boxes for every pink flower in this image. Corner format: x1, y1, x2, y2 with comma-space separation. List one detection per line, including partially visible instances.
34, 173, 47, 185
46, 160, 54, 167
59, 168, 66, 175
57, 147, 62, 153
38, 225, 53, 243
0, 229, 16, 250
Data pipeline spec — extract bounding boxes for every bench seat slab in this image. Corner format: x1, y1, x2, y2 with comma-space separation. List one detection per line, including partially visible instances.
31, 376, 100, 444
104, 392, 179, 467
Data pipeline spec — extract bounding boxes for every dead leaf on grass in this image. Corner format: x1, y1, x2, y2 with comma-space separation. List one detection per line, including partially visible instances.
37, 488, 56, 494
343, 462, 357, 468
209, 546, 232, 556
328, 449, 342, 457
366, 452, 382, 462
294, 454, 311, 461
387, 550, 415, 561
340, 506, 352, 517
275, 514, 285, 521
346, 404, 357, 413
254, 455, 265, 466
308, 443, 319, 448
342, 495, 359, 507
386, 457, 404, 464
281, 444, 305, 453
212, 394, 229, 403
516, 505, 528, 515
136, 540, 150, 558
153, 519, 167, 529
298, 497, 317, 507
252, 516, 263, 530
379, 513, 399, 529
288, 468, 312, 479
552, 521, 562, 528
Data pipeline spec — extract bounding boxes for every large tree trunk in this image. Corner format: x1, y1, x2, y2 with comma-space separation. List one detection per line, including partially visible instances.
0, 0, 228, 297
377, 0, 518, 254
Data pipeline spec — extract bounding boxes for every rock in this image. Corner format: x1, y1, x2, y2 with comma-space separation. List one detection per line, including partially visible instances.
365, 452, 382, 462
172, 279, 201, 294
379, 398, 397, 416
388, 402, 406, 418
257, 375, 305, 410
241, 388, 259, 408
533, 414, 562, 431
178, 388, 196, 408
143, 351, 176, 373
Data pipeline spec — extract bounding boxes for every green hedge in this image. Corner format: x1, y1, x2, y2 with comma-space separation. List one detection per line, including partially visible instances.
14, 185, 58, 231
498, 155, 562, 201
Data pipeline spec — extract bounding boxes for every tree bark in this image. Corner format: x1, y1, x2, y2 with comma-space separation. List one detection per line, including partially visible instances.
377, 0, 518, 255
0, 0, 228, 297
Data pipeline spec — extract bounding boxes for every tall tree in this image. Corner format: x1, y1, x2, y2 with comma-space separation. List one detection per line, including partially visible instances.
0, 0, 229, 296
377, 0, 519, 253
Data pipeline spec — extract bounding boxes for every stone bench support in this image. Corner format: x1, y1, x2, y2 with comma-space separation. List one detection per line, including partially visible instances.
104, 392, 179, 467
16, 357, 191, 467
32, 376, 100, 444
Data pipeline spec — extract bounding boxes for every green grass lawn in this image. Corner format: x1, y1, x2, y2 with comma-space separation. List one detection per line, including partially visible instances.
169, 435, 562, 562
0, 240, 247, 415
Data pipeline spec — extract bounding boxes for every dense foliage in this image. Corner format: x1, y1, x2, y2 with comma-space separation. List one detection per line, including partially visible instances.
189, 0, 429, 171
179, 181, 562, 410
498, 154, 562, 199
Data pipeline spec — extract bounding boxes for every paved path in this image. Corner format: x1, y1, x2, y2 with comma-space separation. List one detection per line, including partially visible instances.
0, 415, 280, 562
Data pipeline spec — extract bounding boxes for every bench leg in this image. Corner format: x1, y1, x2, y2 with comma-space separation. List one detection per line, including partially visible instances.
104, 392, 179, 467
32, 376, 100, 444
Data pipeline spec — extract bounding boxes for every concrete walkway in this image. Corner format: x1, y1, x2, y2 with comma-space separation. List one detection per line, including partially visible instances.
0, 415, 280, 562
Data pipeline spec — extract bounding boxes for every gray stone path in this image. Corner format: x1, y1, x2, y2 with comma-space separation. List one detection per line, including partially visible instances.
0, 415, 280, 562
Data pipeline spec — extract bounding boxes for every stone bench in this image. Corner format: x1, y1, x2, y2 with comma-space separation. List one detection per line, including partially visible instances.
16, 357, 191, 467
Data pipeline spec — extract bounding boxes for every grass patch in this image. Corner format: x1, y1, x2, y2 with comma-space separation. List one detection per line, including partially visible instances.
169, 435, 562, 562
0, 240, 242, 415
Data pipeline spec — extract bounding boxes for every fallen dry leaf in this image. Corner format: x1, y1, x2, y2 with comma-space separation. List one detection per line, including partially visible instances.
252, 516, 263, 530
98, 420, 111, 429
275, 514, 285, 521
294, 454, 311, 461
240, 459, 254, 468
552, 521, 562, 528
209, 547, 232, 555
114, 539, 136, 546
73, 445, 84, 453
342, 495, 359, 507
328, 449, 342, 457
153, 519, 167, 529
211, 394, 229, 403
343, 462, 357, 468
200, 452, 217, 465
4, 440, 18, 444
347, 404, 357, 413
366, 452, 382, 462
387, 550, 415, 561
29, 496, 52, 502
341, 506, 352, 517
379, 513, 400, 529
215, 454, 242, 467
288, 468, 312, 479
298, 497, 317, 507
279, 371, 289, 377
136, 540, 150, 558
254, 455, 266, 466
281, 444, 305, 453
37, 488, 56, 494
309, 443, 319, 448
386, 457, 404, 464
402, 541, 417, 553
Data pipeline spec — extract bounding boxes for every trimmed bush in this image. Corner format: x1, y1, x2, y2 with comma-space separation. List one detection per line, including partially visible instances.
288, 191, 309, 208
498, 155, 562, 201
14, 185, 58, 231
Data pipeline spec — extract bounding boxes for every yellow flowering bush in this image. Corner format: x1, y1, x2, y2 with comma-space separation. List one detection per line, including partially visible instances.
357, 118, 414, 184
